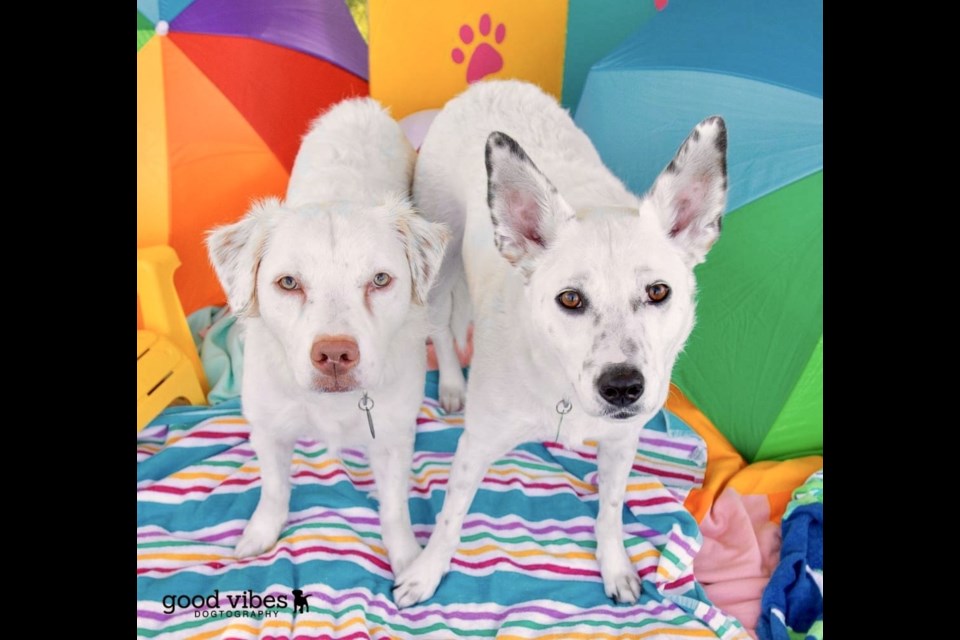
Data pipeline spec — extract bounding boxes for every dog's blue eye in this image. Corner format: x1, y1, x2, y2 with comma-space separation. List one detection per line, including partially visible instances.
373, 272, 392, 288
556, 289, 584, 311
646, 282, 670, 304
278, 276, 300, 291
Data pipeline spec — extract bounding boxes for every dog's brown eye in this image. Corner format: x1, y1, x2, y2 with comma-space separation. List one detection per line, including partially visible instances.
557, 289, 583, 310
372, 272, 392, 288
647, 283, 670, 304
278, 276, 300, 291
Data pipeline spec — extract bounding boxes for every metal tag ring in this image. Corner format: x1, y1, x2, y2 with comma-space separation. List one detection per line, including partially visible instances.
359, 394, 375, 411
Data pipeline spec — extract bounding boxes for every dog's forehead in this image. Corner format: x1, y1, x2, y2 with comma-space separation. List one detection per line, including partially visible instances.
548, 209, 683, 281
267, 203, 405, 266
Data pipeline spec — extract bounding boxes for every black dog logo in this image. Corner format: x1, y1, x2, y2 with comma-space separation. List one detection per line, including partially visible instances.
292, 589, 309, 614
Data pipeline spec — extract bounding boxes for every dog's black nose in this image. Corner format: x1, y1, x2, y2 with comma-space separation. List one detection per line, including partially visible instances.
597, 365, 645, 408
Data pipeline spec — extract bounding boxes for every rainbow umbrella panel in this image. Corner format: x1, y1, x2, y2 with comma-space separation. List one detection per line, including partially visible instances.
137, 0, 368, 313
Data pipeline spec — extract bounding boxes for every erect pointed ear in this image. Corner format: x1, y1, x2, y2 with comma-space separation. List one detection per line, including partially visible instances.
648, 116, 728, 266
391, 197, 450, 305
205, 197, 281, 318
485, 131, 575, 275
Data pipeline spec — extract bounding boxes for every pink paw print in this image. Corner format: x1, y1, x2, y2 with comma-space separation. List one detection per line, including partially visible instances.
451, 14, 506, 84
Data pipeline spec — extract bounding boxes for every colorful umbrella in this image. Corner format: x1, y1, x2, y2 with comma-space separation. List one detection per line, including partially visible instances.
575, 0, 822, 462
137, 0, 369, 314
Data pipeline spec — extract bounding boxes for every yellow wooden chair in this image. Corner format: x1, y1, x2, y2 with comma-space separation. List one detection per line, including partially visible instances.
137, 246, 210, 431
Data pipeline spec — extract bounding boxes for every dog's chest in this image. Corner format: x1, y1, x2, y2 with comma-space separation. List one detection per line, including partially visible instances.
300, 401, 374, 448
515, 406, 639, 450
250, 393, 374, 448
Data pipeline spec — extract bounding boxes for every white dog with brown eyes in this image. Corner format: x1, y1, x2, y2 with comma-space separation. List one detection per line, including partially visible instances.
393, 80, 728, 607
206, 98, 448, 575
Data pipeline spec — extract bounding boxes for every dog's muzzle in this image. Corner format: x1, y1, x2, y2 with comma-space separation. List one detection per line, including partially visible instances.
311, 335, 360, 392
596, 364, 645, 416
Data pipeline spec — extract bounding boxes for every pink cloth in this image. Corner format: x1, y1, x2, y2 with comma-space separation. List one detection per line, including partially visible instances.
694, 488, 782, 638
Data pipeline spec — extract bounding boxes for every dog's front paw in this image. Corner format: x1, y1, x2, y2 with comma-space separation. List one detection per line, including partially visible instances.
439, 380, 466, 414
235, 514, 284, 558
393, 551, 448, 608
387, 537, 423, 577
599, 551, 641, 604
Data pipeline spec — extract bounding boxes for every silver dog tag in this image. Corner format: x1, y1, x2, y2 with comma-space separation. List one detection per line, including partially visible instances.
555, 399, 572, 443
359, 392, 376, 439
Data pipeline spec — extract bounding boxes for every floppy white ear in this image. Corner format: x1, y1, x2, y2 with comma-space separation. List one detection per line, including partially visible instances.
648, 116, 728, 265
485, 131, 575, 274
393, 202, 450, 305
205, 197, 280, 318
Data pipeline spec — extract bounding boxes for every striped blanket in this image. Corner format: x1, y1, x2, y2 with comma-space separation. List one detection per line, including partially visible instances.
137, 379, 747, 639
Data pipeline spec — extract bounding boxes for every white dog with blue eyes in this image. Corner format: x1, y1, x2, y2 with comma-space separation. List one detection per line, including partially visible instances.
206, 98, 448, 575
394, 80, 727, 606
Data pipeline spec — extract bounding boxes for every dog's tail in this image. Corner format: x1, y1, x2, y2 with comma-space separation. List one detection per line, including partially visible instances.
449, 264, 472, 351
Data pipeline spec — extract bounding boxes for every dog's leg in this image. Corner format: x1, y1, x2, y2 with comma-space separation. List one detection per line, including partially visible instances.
595, 438, 641, 604
393, 430, 508, 607
235, 430, 295, 558
369, 436, 422, 576
430, 289, 466, 414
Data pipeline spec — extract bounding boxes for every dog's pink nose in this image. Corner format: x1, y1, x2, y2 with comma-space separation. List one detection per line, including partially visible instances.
311, 336, 360, 375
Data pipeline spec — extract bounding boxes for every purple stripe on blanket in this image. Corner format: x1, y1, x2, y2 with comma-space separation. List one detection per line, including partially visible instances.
669, 530, 698, 557
287, 510, 381, 527
639, 436, 698, 452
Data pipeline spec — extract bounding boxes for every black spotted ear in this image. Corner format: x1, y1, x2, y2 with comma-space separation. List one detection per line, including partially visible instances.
391, 198, 450, 305
485, 131, 575, 275
648, 116, 728, 266
205, 198, 281, 318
